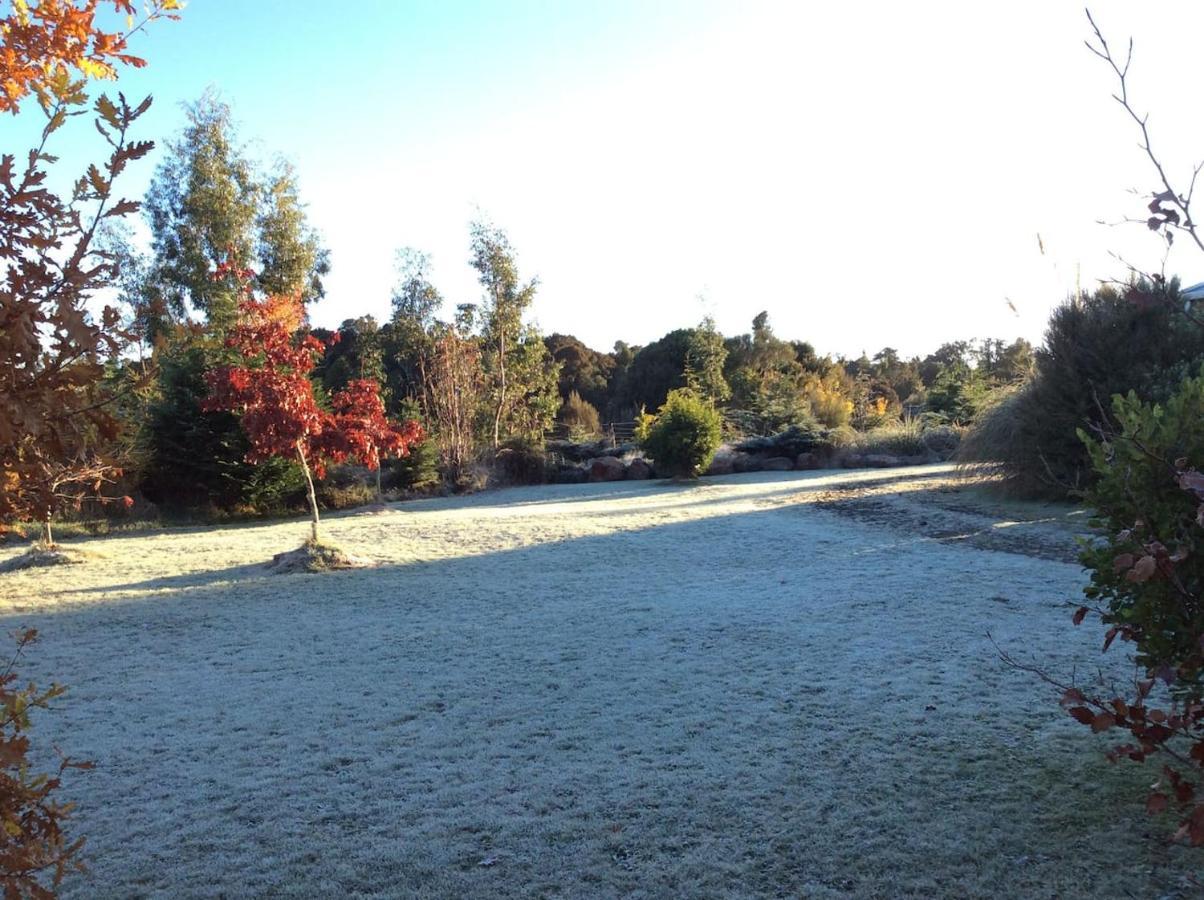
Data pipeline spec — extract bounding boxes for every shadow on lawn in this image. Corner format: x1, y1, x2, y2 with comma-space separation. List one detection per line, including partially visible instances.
3, 465, 1193, 898
26, 466, 1005, 609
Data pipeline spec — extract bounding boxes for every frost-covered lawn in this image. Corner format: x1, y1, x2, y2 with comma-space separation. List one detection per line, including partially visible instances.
0, 464, 1199, 898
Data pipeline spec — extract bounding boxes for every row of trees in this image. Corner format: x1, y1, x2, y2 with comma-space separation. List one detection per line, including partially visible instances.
91, 90, 1035, 514
547, 316, 1034, 434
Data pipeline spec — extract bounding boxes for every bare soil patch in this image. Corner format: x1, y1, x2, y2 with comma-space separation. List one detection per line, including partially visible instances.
802, 471, 1089, 563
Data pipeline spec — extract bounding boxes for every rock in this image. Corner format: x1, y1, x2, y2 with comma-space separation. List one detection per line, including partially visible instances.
795, 452, 823, 470
840, 454, 866, 468
625, 458, 652, 480
601, 443, 638, 459
589, 456, 626, 482
705, 454, 735, 476
733, 453, 763, 473
556, 466, 587, 484
734, 425, 828, 459
761, 456, 793, 471
864, 453, 902, 468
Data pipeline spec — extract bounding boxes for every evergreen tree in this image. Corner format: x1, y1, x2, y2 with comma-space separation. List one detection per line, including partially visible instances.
683, 316, 730, 405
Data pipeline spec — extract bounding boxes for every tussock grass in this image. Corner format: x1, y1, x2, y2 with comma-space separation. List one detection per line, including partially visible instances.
266, 539, 366, 574
957, 382, 1068, 499
0, 544, 92, 572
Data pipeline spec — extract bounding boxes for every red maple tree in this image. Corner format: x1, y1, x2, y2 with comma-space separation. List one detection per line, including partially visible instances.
203, 282, 422, 545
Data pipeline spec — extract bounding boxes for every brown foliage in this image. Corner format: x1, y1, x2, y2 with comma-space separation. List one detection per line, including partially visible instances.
419, 324, 484, 487
0, 629, 93, 897
0, 4, 175, 537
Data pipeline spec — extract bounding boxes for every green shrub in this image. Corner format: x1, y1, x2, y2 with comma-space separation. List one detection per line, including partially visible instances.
557, 390, 601, 440
141, 342, 306, 513
637, 389, 722, 478
387, 438, 441, 493
1078, 372, 1204, 687
924, 363, 989, 425
959, 282, 1204, 498
1059, 369, 1204, 841
492, 439, 554, 486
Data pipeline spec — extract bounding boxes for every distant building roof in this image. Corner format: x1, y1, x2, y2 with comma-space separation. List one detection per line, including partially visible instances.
1183, 281, 1204, 302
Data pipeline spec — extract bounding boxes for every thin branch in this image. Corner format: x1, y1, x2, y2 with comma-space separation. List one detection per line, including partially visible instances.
1086, 8, 1204, 256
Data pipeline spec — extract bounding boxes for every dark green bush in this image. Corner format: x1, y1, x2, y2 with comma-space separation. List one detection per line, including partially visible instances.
1079, 371, 1204, 688
141, 342, 305, 513
387, 438, 441, 493
959, 282, 1204, 498
492, 439, 555, 486
637, 389, 722, 478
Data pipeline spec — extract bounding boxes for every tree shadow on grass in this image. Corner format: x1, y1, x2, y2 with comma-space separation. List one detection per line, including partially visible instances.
32, 468, 964, 599
1, 472, 1195, 899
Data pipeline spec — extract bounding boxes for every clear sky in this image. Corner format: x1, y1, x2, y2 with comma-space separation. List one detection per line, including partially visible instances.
16, 0, 1204, 358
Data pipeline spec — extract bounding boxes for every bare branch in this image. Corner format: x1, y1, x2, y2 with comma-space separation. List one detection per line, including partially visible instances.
1085, 8, 1204, 255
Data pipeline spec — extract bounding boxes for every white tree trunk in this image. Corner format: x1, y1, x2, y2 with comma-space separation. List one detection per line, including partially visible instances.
296, 442, 320, 544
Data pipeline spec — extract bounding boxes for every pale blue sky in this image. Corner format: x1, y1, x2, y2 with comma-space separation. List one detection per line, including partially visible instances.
14, 1, 1204, 357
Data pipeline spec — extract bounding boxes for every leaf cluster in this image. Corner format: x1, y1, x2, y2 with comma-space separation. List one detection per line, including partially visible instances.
0, 629, 93, 898
1069, 370, 1204, 843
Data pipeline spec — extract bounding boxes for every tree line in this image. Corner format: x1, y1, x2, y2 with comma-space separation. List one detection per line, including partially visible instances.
84, 90, 1041, 514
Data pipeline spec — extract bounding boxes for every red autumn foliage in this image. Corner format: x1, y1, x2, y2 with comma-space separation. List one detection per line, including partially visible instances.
202, 284, 422, 542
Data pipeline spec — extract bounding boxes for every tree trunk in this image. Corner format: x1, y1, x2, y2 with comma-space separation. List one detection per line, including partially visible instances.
296, 442, 320, 544
492, 284, 506, 449
41, 517, 53, 548
375, 464, 382, 501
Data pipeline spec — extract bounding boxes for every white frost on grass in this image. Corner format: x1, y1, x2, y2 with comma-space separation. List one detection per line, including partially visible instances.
0, 464, 1199, 898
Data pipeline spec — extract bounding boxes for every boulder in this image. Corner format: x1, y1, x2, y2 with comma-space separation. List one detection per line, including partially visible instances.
795, 451, 823, 470
761, 456, 793, 471
735, 425, 828, 459
589, 456, 626, 482
556, 465, 588, 484
601, 442, 638, 459
841, 454, 866, 469
733, 453, 763, 473
625, 458, 653, 480
706, 454, 736, 476
864, 453, 902, 468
